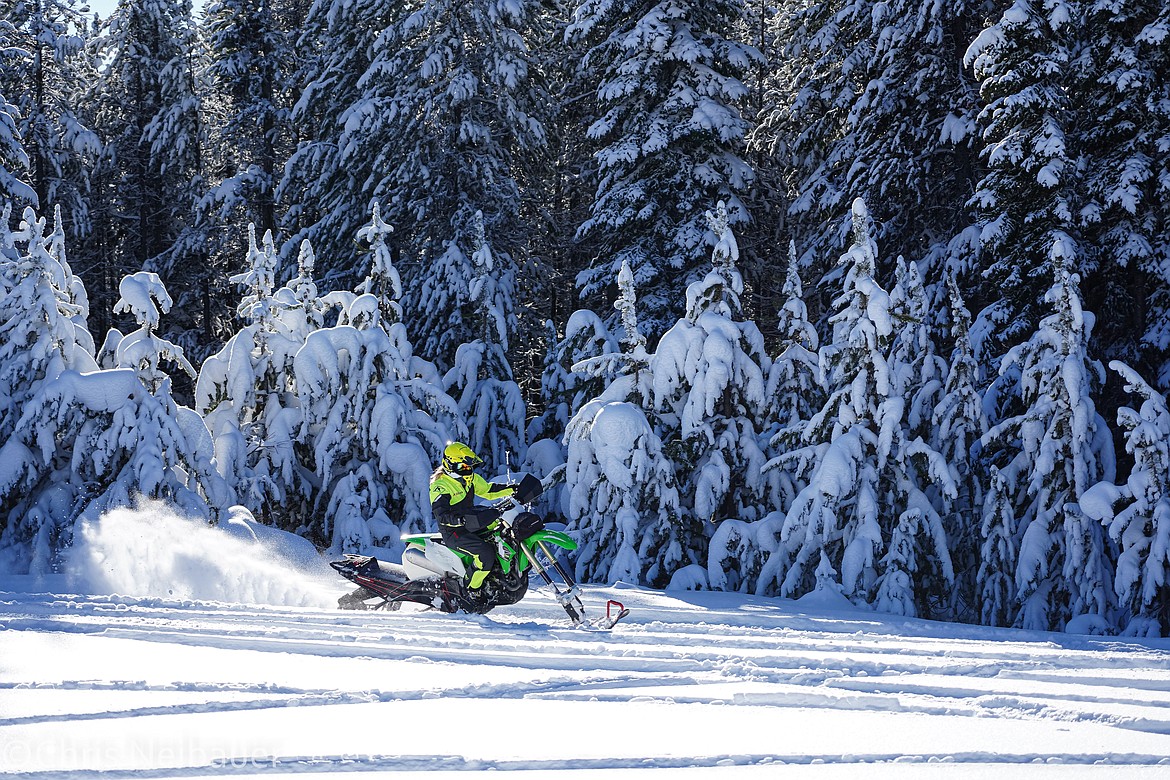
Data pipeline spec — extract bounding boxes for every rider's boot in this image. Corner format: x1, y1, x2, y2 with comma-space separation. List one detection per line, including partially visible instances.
437, 575, 464, 613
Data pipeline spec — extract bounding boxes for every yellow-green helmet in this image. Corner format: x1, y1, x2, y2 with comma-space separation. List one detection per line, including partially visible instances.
442, 441, 483, 476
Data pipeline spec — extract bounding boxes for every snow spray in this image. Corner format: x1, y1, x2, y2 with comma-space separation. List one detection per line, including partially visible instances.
68, 500, 340, 608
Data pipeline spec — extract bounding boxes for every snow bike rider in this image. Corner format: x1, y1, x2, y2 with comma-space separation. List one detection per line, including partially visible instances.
429, 442, 516, 595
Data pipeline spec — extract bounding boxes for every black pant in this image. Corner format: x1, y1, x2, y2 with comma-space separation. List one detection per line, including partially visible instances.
440, 526, 497, 585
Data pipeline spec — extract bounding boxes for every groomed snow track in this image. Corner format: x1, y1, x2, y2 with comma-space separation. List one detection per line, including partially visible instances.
3, 584, 1170, 778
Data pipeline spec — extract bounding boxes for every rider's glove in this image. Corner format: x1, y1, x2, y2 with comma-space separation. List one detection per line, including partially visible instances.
464, 506, 498, 533
489, 481, 516, 496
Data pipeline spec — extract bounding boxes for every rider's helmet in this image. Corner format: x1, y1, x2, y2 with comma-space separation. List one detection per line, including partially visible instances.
442, 442, 483, 477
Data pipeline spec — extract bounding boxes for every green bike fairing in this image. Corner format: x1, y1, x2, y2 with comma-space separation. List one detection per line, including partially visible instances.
401, 529, 578, 575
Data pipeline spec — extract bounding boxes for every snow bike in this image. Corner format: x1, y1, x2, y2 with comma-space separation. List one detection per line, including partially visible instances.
330, 473, 629, 628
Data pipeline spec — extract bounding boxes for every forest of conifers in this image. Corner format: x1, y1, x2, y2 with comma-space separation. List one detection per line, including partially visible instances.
1, 0, 1168, 636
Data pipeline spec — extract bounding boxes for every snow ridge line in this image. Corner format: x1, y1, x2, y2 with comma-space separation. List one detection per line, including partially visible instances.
0, 674, 665, 730
5, 750, 1170, 778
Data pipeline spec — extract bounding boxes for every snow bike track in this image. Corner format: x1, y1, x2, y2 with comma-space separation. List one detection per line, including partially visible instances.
4, 583, 1170, 778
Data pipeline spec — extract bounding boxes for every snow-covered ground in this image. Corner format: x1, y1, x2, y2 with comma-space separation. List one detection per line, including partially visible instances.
3, 507, 1170, 778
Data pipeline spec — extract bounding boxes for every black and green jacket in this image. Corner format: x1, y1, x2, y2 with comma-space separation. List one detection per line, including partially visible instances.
429, 471, 513, 532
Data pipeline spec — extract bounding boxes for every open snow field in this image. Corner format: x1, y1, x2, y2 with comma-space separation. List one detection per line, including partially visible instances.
3, 507, 1170, 778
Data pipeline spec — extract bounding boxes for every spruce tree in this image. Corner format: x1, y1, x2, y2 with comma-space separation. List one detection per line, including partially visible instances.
111, 271, 196, 393
765, 200, 896, 600
765, 200, 955, 613
86, 0, 205, 345
761, 241, 821, 518
442, 212, 526, 475
568, 0, 758, 337
354, 202, 402, 326
0, 0, 98, 232
0, 19, 35, 206
889, 258, 946, 441
0, 206, 97, 445
523, 0, 597, 350
981, 241, 1117, 631
978, 466, 1018, 626
1083, 361, 1170, 636
196, 0, 300, 351
767, 241, 821, 430
932, 275, 988, 621
0, 250, 229, 574
564, 261, 681, 586
530, 310, 619, 446
277, 0, 399, 278
196, 224, 316, 530
759, 0, 988, 325
293, 209, 465, 551
292, 0, 546, 367
651, 203, 770, 530
966, 0, 1083, 361
200, 0, 297, 239
1078, 0, 1170, 384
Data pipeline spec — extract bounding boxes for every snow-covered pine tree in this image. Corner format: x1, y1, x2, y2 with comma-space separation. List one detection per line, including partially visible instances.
354, 202, 402, 326
707, 517, 767, 593
568, 0, 758, 338
294, 303, 414, 552
112, 272, 197, 393
868, 253, 956, 619
760, 240, 821, 529
981, 240, 1117, 632
764, 200, 954, 613
0, 254, 230, 574
195, 0, 300, 351
565, 392, 682, 586
1078, 1, 1170, 385
889, 257, 946, 441
195, 225, 314, 531
0, 203, 13, 264
0, 206, 97, 445
978, 465, 1018, 626
614, 257, 649, 359
0, 362, 234, 574
529, 310, 619, 447
647, 202, 770, 589
200, 0, 297, 240
535, 255, 649, 445
276, 0, 400, 280
874, 259, 956, 618
0, 0, 99, 232
520, 0, 598, 362
442, 211, 526, 475
874, 507, 923, 617
758, 199, 884, 598
277, 238, 328, 335
86, 0, 206, 344
757, 0, 986, 327
966, 0, 1083, 363
767, 240, 821, 431
932, 274, 988, 621
564, 255, 681, 586
45, 204, 91, 342
1082, 361, 1170, 636
0, 18, 35, 207
231, 225, 278, 339
324, 0, 544, 368
530, 254, 644, 455
763, 200, 893, 601
294, 207, 465, 552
